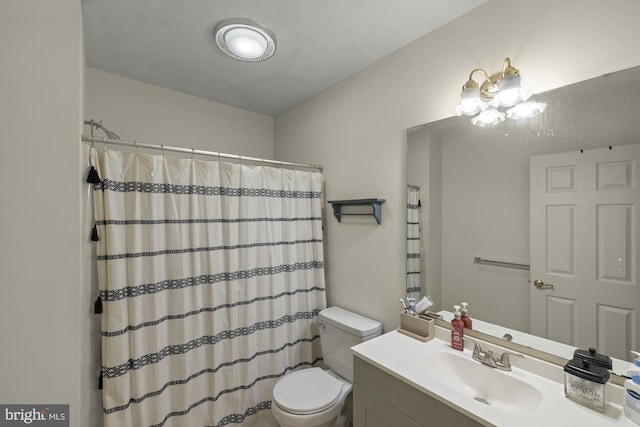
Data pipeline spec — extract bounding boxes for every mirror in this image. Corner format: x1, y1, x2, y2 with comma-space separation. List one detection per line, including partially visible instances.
406, 65, 640, 376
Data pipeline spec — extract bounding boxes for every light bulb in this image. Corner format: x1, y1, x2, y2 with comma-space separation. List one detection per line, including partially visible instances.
494, 74, 532, 107
471, 107, 505, 127
453, 87, 488, 116
498, 88, 520, 106
224, 28, 267, 59
506, 101, 547, 120
214, 19, 277, 62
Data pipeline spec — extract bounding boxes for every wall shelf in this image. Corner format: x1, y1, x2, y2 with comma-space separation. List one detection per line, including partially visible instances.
328, 198, 386, 224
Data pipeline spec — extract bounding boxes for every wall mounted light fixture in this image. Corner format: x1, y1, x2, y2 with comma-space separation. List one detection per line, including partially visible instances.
214, 18, 276, 62
454, 58, 546, 127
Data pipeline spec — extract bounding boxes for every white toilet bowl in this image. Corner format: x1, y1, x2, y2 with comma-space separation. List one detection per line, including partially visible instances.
271, 367, 352, 427
271, 307, 381, 427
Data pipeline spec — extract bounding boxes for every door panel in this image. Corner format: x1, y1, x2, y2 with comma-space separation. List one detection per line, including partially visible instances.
530, 144, 639, 361
546, 295, 576, 345
597, 204, 633, 282
546, 205, 576, 275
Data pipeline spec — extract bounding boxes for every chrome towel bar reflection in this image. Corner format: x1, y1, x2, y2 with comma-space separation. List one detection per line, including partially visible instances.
473, 256, 530, 271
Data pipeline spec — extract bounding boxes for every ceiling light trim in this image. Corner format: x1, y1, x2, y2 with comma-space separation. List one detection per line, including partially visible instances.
214, 18, 277, 62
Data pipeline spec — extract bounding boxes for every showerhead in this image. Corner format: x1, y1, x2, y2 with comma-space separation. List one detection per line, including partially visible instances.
103, 128, 120, 140
85, 119, 120, 140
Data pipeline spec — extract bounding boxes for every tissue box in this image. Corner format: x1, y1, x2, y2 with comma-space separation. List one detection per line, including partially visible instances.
398, 312, 435, 342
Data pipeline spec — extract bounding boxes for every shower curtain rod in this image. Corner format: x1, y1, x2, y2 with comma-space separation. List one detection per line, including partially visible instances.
81, 135, 323, 172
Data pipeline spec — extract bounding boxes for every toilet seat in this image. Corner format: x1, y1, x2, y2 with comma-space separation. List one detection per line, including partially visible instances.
272, 368, 343, 415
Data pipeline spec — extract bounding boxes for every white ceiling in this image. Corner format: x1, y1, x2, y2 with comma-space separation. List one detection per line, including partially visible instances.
83, 0, 486, 117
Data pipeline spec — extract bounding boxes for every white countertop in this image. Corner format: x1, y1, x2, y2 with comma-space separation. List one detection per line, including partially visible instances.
352, 327, 635, 427
437, 310, 629, 374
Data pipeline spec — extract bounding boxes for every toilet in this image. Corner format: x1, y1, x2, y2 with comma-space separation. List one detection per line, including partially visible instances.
271, 306, 382, 427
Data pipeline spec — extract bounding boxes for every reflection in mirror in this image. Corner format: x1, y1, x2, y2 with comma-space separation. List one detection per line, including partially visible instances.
406, 185, 422, 301
406, 65, 640, 376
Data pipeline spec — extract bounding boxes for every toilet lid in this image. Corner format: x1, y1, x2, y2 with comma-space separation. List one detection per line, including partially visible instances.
273, 368, 343, 415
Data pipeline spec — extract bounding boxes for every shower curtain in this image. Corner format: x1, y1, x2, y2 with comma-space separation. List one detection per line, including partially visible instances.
91, 148, 326, 427
406, 186, 422, 300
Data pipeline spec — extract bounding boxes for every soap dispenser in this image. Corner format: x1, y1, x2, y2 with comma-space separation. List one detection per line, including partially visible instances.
460, 302, 472, 329
624, 351, 640, 425
451, 305, 464, 351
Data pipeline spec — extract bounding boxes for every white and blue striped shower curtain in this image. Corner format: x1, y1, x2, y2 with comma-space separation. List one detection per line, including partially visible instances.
91, 148, 326, 427
406, 187, 421, 300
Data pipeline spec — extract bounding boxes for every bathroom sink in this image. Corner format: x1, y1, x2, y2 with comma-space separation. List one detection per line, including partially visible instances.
418, 351, 543, 413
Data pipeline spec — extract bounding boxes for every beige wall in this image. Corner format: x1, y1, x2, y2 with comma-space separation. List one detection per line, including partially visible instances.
274, 0, 640, 332
85, 68, 275, 157
0, 1, 83, 425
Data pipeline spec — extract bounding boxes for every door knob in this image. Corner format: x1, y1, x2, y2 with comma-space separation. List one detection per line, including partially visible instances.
533, 279, 554, 290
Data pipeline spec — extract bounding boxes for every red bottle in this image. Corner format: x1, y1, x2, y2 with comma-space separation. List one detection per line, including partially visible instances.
451, 305, 464, 351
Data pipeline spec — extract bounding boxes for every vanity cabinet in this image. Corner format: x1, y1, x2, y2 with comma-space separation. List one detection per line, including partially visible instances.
353, 356, 483, 427
354, 384, 421, 427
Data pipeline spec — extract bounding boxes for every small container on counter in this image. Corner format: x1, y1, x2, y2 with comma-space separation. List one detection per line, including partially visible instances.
398, 312, 434, 342
564, 354, 611, 412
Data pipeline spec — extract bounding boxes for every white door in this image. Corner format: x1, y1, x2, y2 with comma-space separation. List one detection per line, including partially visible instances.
530, 144, 640, 361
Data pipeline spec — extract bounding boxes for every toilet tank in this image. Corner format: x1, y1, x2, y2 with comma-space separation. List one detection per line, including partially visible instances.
318, 307, 382, 381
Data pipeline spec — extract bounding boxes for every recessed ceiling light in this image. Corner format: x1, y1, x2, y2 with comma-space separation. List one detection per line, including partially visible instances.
214, 18, 276, 62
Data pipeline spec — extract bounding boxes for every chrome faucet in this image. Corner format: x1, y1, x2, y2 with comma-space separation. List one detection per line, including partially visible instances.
471, 341, 523, 371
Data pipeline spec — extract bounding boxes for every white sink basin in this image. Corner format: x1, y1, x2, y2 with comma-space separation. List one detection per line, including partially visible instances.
419, 351, 543, 413
352, 329, 632, 426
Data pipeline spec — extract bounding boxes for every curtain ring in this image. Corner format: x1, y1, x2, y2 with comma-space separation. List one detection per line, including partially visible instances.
161, 144, 164, 156
102, 136, 107, 151
134, 140, 138, 153
191, 148, 195, 159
